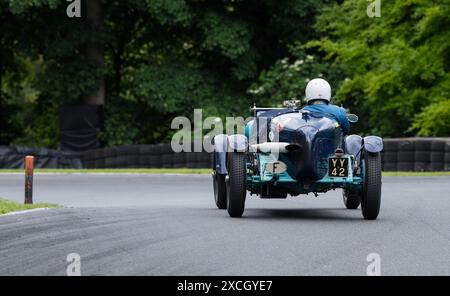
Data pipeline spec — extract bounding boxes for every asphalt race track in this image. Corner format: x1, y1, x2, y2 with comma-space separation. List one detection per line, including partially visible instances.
1, 174, 449, 275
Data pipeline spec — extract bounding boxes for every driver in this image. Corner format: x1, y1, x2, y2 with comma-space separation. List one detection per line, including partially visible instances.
302, 78, 350, 135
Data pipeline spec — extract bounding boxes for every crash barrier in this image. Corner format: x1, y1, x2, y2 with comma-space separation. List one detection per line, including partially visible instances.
382, 138, 450, 172
83, 138, 450, 171
0, 146, 82, 169
1, 138, 449, 171
82, 144, 211, 169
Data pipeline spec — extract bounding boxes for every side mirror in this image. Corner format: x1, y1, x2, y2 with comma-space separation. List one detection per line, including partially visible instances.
347, 113, 359, 123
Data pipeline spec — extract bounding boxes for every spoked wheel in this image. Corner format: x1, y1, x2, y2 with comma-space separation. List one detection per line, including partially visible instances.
361, 151, 382, 220
226, 152, 247, 217
343, 189, 361, 209
213, 173, 227, 209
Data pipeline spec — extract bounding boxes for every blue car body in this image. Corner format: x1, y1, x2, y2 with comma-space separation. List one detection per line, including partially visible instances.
213, 107, 383, 197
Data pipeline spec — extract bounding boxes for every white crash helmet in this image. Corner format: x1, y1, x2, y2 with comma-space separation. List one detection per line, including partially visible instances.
305, 78, 331, 103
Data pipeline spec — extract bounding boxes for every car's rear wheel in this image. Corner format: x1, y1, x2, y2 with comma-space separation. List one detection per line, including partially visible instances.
343, 189, 361, 209
226, 152, 246, 217
361, 151, 382, 220
213, 173, 227, 209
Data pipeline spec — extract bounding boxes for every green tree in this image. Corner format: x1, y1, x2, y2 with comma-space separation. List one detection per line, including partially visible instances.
1, 0, 331, 147
248, 43, 343, 107
308, 0, 450, 137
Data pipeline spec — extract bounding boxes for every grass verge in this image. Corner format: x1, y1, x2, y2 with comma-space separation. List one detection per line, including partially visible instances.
381, 171, 450, 176
0, 198, 59, 215
0, 168, 448, 176
0, 168, 211, 174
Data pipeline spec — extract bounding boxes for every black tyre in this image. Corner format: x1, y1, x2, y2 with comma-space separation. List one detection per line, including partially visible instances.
397, 151, 414, 162
83, 160, 95, 169
213, 174, 227, 209
343, 189, 361, 209
382, 151, 397, 162
398, 139, 414, 151
185, 153, 197, 163
172, 153, 186, 168
397, 162, 414, 171
197, 162, 210, 168
196, 152, 211, 162
185, 162, 197, 168
83, 150, 96, 161
414, 151, 430, 162
95, 158, 105, 169
431, 140, 445, 152
103, 147, 117, 158
430, 162, 444, 171
430, 152, 444, 162
104, 157, 117, 168
414, 139, 431, 151
127, 155, 139, 168
414, 162, 430, 172
94, 148, 105, 160
139, 145, 159, 155
226, 152, 247, 217
382, 162, 397, 171
115, 155, 128, 168
445, 152, 450, 163
382, 139, 398, 152
162, 154, 174, 168
445, 141, 450, 152
361, 151, 382, 220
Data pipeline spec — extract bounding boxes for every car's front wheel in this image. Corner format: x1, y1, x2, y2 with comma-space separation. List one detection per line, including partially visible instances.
361, 151, 382, 220
226, 152, 246, 217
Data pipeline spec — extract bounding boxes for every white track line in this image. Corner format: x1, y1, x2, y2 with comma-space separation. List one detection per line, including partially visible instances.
0, 207, 54, 217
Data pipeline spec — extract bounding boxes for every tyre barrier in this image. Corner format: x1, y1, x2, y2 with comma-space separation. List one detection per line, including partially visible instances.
1, 138, 450, 171
381, 138, 450, 172
78, 138, 450, 171
0, 146, 82, 169
81, 143, 214, 169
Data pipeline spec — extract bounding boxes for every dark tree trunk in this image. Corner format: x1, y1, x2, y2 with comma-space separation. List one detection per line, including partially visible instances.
85, 0, 105, 105
113, 40, 124, 95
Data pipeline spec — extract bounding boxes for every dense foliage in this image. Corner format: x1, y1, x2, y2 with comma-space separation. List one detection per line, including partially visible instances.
1, 0, 328, 146
254, 0, 450, 137
0, 0, 448, 148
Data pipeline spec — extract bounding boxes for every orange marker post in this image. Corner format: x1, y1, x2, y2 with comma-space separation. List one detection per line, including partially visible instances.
25, 156, 34, 204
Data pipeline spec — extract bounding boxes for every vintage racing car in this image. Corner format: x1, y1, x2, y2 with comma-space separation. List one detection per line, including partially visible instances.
212, 101, 383, 220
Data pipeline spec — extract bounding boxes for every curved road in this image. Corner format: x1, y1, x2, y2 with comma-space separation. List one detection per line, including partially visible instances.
0, 174, 449, 275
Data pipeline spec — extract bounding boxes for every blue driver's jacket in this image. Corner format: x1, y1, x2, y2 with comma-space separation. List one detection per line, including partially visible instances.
302, 102, 350, 135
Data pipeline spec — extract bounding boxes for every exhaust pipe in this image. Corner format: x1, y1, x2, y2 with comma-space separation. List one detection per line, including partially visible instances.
250, 142, 301, 153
